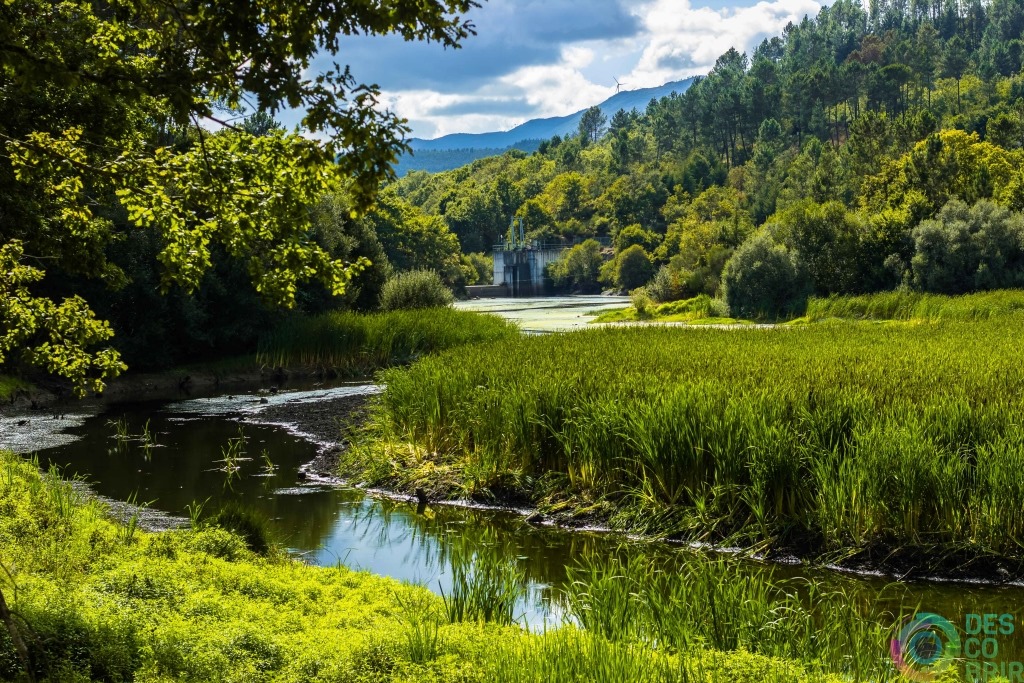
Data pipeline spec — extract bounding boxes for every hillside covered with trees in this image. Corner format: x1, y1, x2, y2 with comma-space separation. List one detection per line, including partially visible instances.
393, 0, 1024, 316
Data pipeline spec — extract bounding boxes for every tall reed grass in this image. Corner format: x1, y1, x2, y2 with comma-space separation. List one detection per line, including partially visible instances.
354, 318, 1024, 558
561, 551, 901, 680
256, 309, 518, 374
805, 289, 1024, 322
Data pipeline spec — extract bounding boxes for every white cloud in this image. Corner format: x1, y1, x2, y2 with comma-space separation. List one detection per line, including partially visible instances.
375, 0, 823, 138
625, 0, 821, 87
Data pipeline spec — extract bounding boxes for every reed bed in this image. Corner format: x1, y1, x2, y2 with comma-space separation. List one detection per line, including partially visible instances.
256, 308, 519, 374
561, 551, 902, 681
354, 318, 1024, 558
805, 289, 1024, 322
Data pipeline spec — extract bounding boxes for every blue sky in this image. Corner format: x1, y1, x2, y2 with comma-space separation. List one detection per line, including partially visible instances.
298, 0, 823, 139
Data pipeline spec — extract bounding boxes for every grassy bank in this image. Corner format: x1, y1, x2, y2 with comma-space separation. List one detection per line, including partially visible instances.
347, 318, 1024, 568
594, 289, 1024, 326
592, 294, 746, 325
0, 451, 890, 682
805, 289, 1024, 322
256, 309, 519, 375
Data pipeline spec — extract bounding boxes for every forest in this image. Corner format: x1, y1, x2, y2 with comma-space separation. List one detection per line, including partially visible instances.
393, 0, 1024, 317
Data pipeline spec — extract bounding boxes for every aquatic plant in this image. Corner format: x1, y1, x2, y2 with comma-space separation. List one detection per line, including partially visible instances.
353, 317, 1024, 559
561, 551, 901, 680
256, 308, 518, 374
379, 269, 455, 311
441, 547, 524, 626
0, 450, 970, 683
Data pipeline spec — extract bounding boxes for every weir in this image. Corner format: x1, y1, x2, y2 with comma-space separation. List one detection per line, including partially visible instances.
479, 217, 567, 297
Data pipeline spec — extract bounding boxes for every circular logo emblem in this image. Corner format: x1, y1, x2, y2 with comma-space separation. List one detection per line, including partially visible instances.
891, 612, 961, 681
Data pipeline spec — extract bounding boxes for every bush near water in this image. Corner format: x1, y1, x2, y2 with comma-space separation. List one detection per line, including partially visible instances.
380, 270, 456, 312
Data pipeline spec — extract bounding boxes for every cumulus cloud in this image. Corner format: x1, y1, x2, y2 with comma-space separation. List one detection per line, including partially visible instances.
624, 0, 822, 88
327, 0, 641, 92
295, 0, 824, 138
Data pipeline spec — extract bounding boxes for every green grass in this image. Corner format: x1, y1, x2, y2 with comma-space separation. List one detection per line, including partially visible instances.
562, 551, 909, 681
0, 451, 885, 682
0, 375, 30, 402
348, 318, 1024, 561
806, 289, 1024, 322
592, 295, 744, 325
256, 309, 520, 375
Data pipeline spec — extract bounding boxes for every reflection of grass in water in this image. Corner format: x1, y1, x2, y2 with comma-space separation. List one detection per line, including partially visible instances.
216, 426, 248, 487
442, 548, 524, 630
209, 502, 276, 556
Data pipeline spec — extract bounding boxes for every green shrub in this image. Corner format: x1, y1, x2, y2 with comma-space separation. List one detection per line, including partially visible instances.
548, 239, 605, 293
911, 199, 1024, 294
645, 265, 684, 303
379, 270, 454, 311
630, 288, 655, 319
615, 245, 655, 291
722, 232, 810, 319
464, 252, 494, 285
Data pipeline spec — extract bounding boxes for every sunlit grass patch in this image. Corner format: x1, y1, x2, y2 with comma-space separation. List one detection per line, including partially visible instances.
806, 289, 1024, 322
351, 318, 1024, 561
0, 451, 909, 682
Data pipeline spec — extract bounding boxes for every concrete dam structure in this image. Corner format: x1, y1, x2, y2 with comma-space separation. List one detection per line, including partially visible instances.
491, 243, 565, 297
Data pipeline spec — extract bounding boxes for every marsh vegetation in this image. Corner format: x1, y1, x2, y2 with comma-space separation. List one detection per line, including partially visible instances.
348, 311, 1024, 570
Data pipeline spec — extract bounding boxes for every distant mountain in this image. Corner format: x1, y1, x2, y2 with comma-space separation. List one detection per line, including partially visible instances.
397, 78, 695, 175
394, 140, 542, 177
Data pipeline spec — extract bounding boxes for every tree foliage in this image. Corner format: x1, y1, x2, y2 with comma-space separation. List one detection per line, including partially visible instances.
0, 0, 479, 390
390, 0, 1024, 315
722, 233, 809, 318
911, 199, 1024, 293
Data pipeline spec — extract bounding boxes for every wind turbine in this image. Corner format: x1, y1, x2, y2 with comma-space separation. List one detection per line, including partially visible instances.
613, 77, 628, 93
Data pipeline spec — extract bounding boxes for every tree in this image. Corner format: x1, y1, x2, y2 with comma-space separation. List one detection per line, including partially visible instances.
548, 240, 604, 292
722, 233, 810, 318
614, 225, 662, 252
0, 0, 479, 394
615, 245, 656, 291
0, 3, 481, 674
941, 36, 970, 112
911, 199, 1024, 293
578, 106, 608, 146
